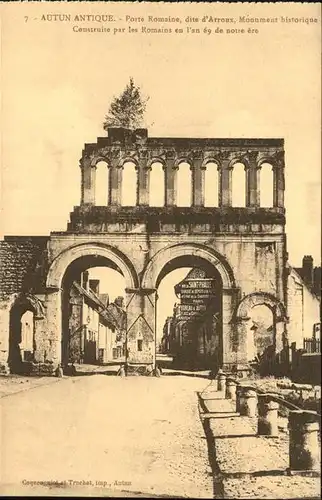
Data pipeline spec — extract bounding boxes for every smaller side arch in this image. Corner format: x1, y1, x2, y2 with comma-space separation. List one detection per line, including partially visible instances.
235, 292, 287, 322
175, 157, 193, 169
8, 293, 45, 319
91, 156, 110, 168
230, 159, 247, 207
8, 292, 45, 373
121, 159, 138, 206
203, 160, 220, 207
120, 156, 139, 169
148, 157, 166, 169
257, 156, 277, 168
176, 160, 193, 207
202, 157, 220, 169
149, 161, 165, 207
228, 156, 250, 170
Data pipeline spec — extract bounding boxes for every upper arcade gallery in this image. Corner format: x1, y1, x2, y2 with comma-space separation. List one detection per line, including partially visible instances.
79, 127, 284, 211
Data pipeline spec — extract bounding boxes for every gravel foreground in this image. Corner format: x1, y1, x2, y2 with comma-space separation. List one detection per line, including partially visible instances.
1, 374, 214, 498
1, 372, 320, 498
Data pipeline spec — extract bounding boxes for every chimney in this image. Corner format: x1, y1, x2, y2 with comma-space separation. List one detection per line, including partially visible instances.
302, 255, 314, 288
89, 279, 100, 296
82, 271, 89, 291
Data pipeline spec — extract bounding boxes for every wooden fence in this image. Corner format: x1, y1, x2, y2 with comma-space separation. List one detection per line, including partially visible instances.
303, 337, 321, 354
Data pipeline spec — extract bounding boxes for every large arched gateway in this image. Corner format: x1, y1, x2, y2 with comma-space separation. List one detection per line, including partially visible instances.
0, 127, 288, 375
140, 243, 238, 370
46, 243, 138, 367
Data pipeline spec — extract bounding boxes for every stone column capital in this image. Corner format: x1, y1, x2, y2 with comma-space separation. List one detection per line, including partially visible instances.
108, 156, 122, 168
137, 148, 149, 159
272, 163, 284, 171
246, 150, 259, 163
79, 156, 91, 168
136, 161, 151, 172
163, 156, 177, 170
190, 158, 203, 169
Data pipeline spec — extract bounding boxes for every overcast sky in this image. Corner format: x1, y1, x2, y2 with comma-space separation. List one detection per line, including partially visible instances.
1, 3, 320, 329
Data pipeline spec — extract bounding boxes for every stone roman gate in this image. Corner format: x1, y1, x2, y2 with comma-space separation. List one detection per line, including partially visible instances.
0, 127, 288, 374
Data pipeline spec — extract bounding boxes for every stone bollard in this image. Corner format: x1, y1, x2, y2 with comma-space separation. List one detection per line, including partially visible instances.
214, 369, 223, 390
239, 387, 257, 417
257, 394, 279, 437
225, 378, 237, 400
55, 364, 63, 378
145, 364, 154, 376
288, 410, 320, 472
117, 365, 125, 377
217, 372, 227, 392
235, 384, 244, 413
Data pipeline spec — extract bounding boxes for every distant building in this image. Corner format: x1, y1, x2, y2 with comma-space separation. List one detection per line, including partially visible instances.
66, 271, 126, 365
161, 268, 222, 370
20, 311, 34, 362
161, 316, 173, 354
287, 257, 321, 349
294, 255, 321, 299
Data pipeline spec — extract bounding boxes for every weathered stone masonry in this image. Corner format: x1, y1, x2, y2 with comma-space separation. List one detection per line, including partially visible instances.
0, 127, 290, 374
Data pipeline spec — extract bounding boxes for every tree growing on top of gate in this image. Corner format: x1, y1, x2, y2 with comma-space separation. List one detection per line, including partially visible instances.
103, 77, 149, 131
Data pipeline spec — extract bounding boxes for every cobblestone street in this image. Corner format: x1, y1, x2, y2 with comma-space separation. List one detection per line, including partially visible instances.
0, 373, 213, 498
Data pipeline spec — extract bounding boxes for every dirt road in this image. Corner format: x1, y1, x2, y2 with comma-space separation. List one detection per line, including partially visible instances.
0, 373, 213, 498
